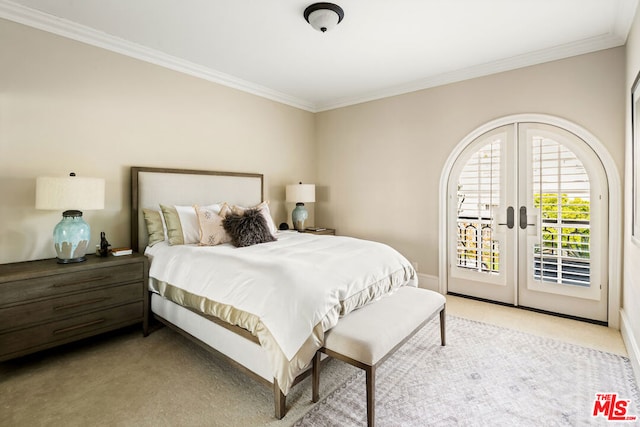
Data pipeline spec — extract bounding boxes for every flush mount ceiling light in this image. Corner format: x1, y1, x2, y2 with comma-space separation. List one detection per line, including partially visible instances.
304, 2, 344, 33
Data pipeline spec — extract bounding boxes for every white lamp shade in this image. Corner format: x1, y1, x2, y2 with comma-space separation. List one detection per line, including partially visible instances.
36, 176, 105, 211
286, 183, 315, 203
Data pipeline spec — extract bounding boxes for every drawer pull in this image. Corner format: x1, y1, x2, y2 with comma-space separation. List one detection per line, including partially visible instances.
52, 276, 109, 288
53, 297, 108, 312
53, 319, 105, 335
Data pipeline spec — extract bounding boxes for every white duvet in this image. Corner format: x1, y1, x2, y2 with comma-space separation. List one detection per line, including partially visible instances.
145, 231, 416, 393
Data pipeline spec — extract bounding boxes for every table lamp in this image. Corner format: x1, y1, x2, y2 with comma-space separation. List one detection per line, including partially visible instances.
286, 182, 315, 231
36, 172, 105, 263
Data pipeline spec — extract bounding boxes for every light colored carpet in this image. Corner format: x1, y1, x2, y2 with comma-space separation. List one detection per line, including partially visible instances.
1, 325, 357, 427
2, 316, 637, 426
294, 316, 640, 426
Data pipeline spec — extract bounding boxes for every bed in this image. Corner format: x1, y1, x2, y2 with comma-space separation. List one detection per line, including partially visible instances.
131, 166, 417, 418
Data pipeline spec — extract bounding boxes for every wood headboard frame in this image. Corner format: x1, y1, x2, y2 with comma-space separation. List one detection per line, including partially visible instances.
131, 167, 264, 253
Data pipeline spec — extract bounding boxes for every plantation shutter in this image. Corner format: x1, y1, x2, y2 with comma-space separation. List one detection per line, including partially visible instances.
456, 139, 501, 273
531, 136, 591, 287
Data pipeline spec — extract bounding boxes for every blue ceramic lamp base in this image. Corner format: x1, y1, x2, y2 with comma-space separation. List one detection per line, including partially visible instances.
54, 210, 90, 264
292, 203, 309, 231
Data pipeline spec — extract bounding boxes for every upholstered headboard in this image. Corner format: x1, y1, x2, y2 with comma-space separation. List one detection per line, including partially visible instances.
131, 167, 263, 253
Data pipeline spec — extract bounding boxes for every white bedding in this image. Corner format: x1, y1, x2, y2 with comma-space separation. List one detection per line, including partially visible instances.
145, 231, 416, 393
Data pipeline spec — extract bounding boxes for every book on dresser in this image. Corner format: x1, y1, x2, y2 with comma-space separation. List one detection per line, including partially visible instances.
111, 247, 133, 256
301, 227, 336, 236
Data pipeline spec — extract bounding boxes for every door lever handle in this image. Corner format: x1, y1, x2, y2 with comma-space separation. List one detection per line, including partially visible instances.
519, 206, 535, 229
498, 206, 515, 229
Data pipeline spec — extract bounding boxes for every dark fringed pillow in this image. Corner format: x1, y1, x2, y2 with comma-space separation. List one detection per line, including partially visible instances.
222, 208, 277, 247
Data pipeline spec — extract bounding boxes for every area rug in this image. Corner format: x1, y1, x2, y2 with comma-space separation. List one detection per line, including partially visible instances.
293, 316, 640, 426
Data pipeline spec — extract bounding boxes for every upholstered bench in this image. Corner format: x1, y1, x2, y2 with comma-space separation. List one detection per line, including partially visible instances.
312, 286, 446, 427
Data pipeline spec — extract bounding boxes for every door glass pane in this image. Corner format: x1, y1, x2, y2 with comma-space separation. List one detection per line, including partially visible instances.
532, 137, 590, 287
456, 139, 501, 274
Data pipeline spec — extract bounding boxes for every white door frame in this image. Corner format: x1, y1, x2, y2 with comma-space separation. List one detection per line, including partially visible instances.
439, 114, 622, 328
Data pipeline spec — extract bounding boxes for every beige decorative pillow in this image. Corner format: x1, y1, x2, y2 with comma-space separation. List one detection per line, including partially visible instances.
231, 201, 277, 235
195, 205, 231, 246
160, 203, 223, 245
218, 202, 232, 218
142, 209, 166, 247
160, 204, 185, 245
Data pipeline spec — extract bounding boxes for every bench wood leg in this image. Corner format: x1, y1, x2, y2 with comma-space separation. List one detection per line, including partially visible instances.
274, 380, 286, 419
312, 351, 321, 403
366, 365, 375, 427
440, 307, 446, 346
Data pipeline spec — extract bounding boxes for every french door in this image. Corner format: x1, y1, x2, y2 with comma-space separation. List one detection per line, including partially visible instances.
447, 122, 608, 322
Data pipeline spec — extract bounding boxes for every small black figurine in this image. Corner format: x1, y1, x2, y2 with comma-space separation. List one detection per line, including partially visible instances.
99, 231, 110, 257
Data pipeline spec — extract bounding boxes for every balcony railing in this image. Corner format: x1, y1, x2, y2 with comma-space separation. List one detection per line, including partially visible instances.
535, 217, 591, 287
456, 216, 590, 286
456, 216, 499, 273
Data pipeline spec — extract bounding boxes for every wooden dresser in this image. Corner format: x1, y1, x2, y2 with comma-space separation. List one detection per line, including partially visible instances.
0, 254, 148, 361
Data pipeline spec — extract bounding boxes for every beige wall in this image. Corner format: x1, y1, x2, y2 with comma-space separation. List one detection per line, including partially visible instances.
624, 8, 640, 379
0, 15, 634, 356
0, 19, 316, 263
315, 47, 625, 277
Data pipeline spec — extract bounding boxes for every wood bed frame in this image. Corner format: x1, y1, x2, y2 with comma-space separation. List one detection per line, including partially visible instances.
130, 166, 308, 419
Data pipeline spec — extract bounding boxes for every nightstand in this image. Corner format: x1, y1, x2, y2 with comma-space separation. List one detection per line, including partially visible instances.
0, 253, 148, 362
301, 228, 336, 236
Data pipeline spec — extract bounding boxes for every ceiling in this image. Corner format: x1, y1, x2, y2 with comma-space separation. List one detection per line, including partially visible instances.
0, 0, 637, 112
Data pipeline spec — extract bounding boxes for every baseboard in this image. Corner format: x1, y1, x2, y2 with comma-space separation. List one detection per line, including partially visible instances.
620, 308, 640, 387
417, 273, 439, 292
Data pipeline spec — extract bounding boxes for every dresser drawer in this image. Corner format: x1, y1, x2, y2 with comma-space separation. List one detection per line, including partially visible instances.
0, 263, 143, 306
0, 282, 143, 331
0, 301, 143, 360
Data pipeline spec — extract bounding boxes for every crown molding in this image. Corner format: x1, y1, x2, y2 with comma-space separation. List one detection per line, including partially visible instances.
316, 0, 636, 111
0, 0, 316, 112
1, 0, 636, 113
316, 31, 627, 112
